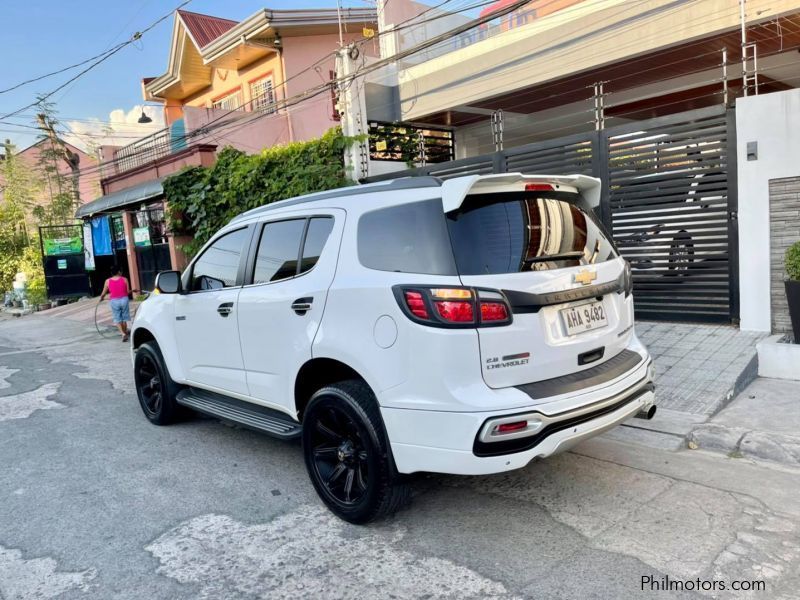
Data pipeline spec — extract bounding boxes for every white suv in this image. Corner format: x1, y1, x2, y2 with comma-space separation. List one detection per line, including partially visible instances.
131, 172, 656, 523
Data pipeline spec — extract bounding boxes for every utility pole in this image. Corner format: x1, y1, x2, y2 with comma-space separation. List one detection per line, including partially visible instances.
336, 0, 345, 47
36, 113, 81, 214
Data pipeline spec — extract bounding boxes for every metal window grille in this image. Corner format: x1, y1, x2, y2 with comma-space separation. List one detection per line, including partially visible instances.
250, 77, 276, 114
212, 90, 244, 111
368, 121, 455, 164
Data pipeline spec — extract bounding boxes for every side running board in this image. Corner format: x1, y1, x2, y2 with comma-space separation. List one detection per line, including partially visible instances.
176, 388, 301, 440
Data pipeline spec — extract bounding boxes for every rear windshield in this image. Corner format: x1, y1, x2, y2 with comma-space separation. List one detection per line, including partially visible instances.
446, 192, 617, 275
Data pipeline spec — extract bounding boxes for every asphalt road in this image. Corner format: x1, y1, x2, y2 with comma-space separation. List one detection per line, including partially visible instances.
1, 313, 798, 599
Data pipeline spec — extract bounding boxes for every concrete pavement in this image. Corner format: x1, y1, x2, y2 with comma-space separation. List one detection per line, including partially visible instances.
0, 313, 799, 599
688, 378, 800, 466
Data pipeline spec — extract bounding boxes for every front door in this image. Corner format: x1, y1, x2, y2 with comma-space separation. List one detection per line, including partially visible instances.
237, 211, 344, 412
174, 226, 251, 395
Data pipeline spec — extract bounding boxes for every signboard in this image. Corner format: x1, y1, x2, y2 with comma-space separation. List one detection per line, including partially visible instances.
83, 223, 95, 271
133, 227, 151, 247
43, 236, 83, 256
57, 259, 67, 270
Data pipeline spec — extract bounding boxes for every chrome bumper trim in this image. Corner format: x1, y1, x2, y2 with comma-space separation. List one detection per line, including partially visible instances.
478, 360, 653, 444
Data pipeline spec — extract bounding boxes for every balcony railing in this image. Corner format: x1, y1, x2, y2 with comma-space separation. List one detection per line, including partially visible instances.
114, 127, 172, 174
112, 118, 188, 175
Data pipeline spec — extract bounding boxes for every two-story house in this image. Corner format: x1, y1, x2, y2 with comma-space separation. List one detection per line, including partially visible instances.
76, 7, 377, 292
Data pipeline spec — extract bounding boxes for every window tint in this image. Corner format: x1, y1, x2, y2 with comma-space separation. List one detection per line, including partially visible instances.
253, 219, 305, 284
447, 192, 617, 275
358, 200, 457, 275
191, 228, 249, 291
300, 217, 334, 274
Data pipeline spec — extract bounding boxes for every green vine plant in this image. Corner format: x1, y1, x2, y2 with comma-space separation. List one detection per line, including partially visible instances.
786, 241, 800, 282
163, 128, 363, 258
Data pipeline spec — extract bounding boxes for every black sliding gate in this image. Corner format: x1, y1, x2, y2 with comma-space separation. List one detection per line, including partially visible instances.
367, 106, 738, 324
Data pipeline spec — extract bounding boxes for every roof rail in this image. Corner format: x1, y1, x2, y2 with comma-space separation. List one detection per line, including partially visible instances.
230, 176, 442, 223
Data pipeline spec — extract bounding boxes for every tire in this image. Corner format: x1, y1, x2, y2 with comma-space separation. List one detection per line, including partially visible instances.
133, 341, 182, 425
302, 380, 411, 524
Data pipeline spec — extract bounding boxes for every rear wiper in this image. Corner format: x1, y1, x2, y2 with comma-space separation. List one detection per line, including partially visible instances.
522, 251, 584, 264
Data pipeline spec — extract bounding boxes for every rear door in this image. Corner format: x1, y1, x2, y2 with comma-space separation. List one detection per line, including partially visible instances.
445, 183, 632, 390
237, 210, 344, 413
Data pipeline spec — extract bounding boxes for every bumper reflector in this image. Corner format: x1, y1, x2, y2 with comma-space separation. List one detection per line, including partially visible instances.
496, 420, 528, 434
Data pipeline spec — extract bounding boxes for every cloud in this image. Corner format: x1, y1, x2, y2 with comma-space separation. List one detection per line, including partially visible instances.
62, 105, 164, 152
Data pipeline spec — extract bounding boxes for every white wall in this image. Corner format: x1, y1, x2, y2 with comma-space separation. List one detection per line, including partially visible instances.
736, 89, 800, 332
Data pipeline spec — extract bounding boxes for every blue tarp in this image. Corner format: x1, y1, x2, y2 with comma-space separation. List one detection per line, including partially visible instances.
91, 216, 113, 256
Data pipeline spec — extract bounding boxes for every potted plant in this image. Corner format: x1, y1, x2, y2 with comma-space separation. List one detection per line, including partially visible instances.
786, 241, 800, 343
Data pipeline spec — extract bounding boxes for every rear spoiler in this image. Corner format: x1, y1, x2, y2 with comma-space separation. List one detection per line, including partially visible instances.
441, 173, 601, 213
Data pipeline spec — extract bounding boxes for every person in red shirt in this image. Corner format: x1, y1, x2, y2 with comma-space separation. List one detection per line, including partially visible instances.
98, 266, 131, 342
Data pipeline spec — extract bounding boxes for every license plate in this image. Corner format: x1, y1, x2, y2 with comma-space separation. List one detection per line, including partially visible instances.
560, 301, 607, 335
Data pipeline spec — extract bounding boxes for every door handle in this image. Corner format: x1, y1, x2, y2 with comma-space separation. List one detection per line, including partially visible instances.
217, 302, 234, 317
291, 297, 313, 315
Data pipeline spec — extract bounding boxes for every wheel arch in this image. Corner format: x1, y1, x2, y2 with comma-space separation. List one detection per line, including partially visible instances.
294, 358, 372, 421
131, 325, 187, 383
132, 327, 156, 349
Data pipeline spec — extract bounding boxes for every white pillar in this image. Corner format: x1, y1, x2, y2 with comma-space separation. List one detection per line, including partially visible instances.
337, 48, 369, 182
736, 89, 800, 332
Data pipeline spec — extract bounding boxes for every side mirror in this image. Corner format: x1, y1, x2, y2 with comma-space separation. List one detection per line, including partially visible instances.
155, 270, 182, 294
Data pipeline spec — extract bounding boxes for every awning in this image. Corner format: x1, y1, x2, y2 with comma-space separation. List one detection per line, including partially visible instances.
75, 178, 165, 219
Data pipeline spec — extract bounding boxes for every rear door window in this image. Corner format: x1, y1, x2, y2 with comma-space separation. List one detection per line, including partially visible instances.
446, 192, 617, 275
253, 219, 306, 284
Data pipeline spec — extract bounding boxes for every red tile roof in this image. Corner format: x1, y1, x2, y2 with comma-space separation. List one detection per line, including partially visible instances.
177, 10, 238, 49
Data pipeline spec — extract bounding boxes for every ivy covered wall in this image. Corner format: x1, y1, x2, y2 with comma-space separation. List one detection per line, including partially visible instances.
163, 128, 360, 257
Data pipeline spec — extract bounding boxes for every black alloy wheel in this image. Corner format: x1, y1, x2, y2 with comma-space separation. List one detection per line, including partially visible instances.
136, 353, 163, 417
302, 380, 411, 524
309, 404, 370, 505
133, 341, 181, 425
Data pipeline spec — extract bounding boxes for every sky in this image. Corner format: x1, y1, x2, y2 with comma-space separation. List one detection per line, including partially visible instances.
0, 0, 369, 152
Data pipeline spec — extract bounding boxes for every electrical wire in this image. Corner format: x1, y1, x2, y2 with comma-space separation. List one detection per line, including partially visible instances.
63, 0, 520, 180
62, 0, 799, 183
0, 0, 194, 121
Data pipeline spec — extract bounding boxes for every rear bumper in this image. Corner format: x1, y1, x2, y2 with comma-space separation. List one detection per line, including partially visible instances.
381, 352, 654, 475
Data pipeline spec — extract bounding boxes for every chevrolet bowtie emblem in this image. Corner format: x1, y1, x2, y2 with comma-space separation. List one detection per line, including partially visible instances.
574, 269, 597, 285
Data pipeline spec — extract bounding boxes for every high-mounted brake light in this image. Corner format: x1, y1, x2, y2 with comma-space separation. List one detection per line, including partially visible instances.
395, 286, 512, 328
525, 183, 554, 192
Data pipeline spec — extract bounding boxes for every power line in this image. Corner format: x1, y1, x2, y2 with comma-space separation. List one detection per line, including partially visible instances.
0, 43, 128, 96
66, 0, 508, 179
0, 0, 194, 121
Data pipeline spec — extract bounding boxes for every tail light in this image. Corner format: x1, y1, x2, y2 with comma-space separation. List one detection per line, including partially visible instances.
394, 286, 512, 328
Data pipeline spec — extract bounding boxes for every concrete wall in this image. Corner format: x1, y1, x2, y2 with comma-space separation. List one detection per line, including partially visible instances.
182, 106, 291, 154
736, 89, 800, 332
397, 0, 798, 121
769, 176, 800, 334
102, 145, 217, 194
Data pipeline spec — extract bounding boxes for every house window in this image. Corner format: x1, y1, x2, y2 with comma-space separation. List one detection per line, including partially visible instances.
250, 76, 275, 113
212, 89, 243, 111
